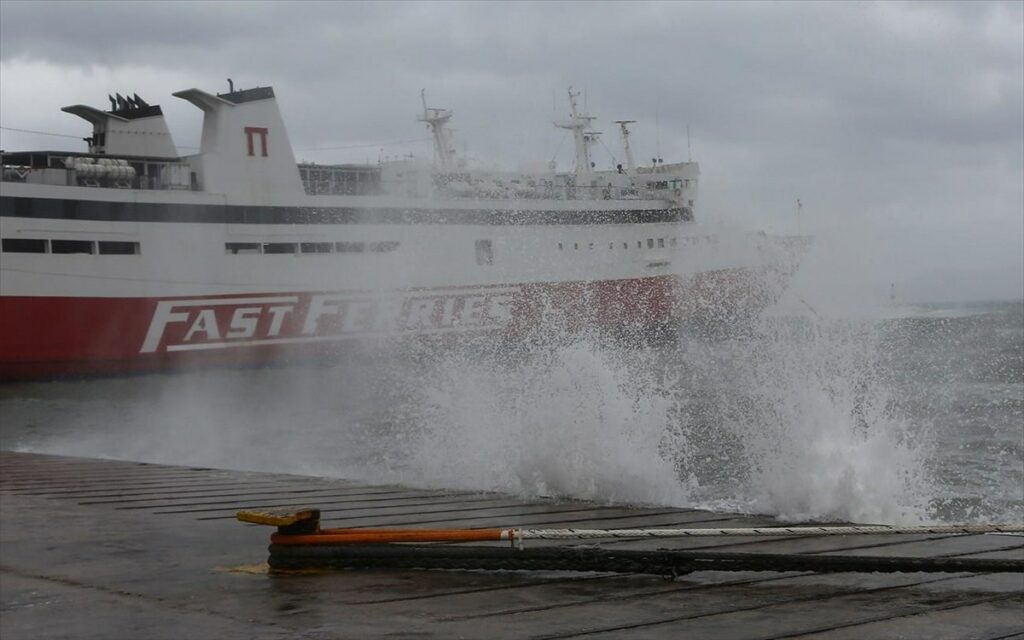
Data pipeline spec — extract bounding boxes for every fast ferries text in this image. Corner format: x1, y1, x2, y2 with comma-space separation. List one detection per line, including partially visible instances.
140, 288, 518, 353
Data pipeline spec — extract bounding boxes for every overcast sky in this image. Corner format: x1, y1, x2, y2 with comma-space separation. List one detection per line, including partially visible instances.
1, 1, 1021, 301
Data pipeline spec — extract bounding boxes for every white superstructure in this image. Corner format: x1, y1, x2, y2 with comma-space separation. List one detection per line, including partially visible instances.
0, 82, 790, 379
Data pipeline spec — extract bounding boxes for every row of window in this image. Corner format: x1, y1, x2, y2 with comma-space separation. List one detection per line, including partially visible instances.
558, 237, 678, 251
3, 234, 690, 263
3, 195, 690, 226
223, 240, 499, 266
225, 241, 400, 255
1, 238, 140, 255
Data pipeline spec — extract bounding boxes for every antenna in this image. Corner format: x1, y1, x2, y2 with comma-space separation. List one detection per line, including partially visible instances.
654, 105, 661, 171
418, 89, 456, 171
687, 124, 691, 162
554, 86, 598, 176
614, 120, 637, 175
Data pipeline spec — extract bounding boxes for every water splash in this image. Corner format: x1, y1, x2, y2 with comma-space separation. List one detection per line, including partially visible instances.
382, 341, 686, 505
664, 319, 934, 524
359, 313, 936, 524
7, 228, 1004, 526
0, 312, 955, 526
348, 227, 941, 524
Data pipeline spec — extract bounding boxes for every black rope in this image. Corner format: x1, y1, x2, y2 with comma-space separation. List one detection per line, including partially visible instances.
268, 544, 1024, 576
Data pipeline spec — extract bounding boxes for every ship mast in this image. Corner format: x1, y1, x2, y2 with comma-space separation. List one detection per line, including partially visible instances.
614, 120, 637, 176
554, 87, 599, 177
418, 89, 456, 172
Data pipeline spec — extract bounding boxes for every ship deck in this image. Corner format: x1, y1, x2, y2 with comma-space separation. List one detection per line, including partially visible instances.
1, 450, 1021, 639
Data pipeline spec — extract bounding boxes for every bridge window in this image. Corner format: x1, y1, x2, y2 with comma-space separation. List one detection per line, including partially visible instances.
98, 241, 140, 255
52, 239, 95, 254
1, 238, 47, 253
300, 242, 334, 254
336, 241, 365, 253
369, 241, 400, 253
226, 242, 261, 254
262, 242, 297, 254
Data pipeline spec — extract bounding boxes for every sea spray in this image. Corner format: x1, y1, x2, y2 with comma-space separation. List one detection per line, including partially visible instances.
4, 216, 1013, 524
5, 310, 940, 525
387, 340, 686, 505
369, 312, 936, 524
664, 318, 935, 524
366, 226, 939, 523
17, 297, 1016, 526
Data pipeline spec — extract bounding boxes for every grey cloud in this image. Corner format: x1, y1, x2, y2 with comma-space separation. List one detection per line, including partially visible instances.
1, 0, 1021, 301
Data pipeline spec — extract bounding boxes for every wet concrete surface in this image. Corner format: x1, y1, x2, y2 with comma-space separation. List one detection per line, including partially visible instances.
1, 451, 1021, 639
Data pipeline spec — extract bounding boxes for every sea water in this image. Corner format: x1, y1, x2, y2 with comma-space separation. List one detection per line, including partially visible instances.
1, 298, 1020, 526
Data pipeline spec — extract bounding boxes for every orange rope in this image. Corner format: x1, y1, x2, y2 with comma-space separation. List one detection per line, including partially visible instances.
270, 528, 509, 546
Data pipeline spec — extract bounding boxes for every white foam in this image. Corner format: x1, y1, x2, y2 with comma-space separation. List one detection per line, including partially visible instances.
14, 225, 948, 526
381, 342, 687, 506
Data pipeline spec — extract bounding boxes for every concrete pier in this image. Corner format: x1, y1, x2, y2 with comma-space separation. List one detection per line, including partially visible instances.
1, 451, 1021, 639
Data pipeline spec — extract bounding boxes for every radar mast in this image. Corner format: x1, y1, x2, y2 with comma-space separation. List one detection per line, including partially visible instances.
614, 120, 637, 176
554, 87, 600, 177
418, 89, 456, 172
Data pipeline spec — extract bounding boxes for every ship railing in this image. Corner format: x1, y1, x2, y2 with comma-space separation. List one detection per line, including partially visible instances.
434, 181, 680, 202
0, 167, 195, 191
2, 152, 197, 191
1, 166, 32, 184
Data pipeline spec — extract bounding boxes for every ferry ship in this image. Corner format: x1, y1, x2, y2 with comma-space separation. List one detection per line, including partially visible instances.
0, 83, 799, 380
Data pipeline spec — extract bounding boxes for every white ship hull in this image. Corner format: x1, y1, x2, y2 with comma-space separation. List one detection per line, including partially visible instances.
0, 84, 797, 379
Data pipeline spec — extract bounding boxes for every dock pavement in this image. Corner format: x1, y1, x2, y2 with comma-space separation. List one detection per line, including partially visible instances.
1, 450, 1021, 639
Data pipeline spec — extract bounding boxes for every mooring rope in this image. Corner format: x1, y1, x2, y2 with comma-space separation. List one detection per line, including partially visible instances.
266, 523, 1024, 547
238, 509, 1024, 575
267, 544, 1024, 576
506, 523, 1024, 543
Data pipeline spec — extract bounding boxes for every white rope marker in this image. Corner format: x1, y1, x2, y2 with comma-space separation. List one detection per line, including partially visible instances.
498, 523, 1024, 548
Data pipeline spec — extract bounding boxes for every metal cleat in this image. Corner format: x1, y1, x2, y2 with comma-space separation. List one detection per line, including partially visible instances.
237, 508, 321, 535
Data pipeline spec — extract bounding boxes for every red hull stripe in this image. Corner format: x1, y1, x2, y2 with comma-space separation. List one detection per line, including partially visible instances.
0, 276, 684, 380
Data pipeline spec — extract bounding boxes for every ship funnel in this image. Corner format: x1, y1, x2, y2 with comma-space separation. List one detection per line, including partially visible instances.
62, 92, 177, 158
173, 85, 303, 203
